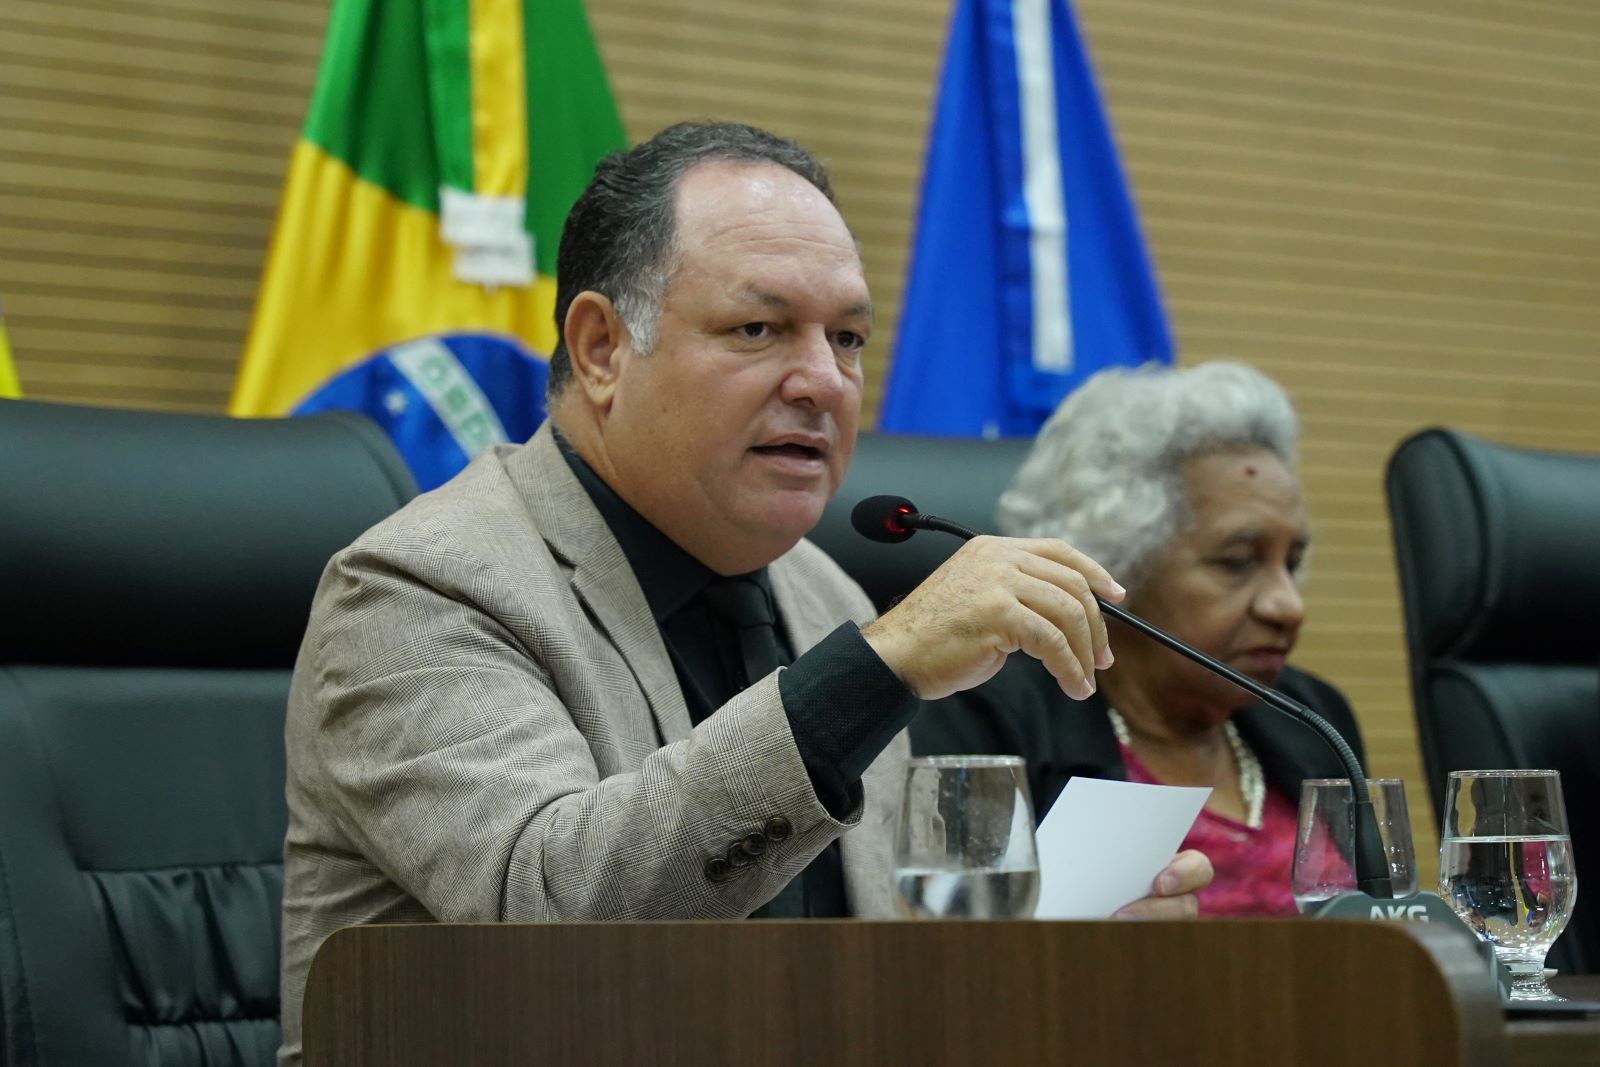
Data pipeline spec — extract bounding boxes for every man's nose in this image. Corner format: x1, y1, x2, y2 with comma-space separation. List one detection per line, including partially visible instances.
780, 329, 847, 411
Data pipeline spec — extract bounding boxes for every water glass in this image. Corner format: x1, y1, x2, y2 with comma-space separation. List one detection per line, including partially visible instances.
1291, 778, 1418, 912
893, 755, 1039, 919
1438, 769, 1576, 1002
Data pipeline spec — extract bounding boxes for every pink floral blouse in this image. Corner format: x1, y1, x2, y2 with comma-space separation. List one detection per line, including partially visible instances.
1119, 742, 1301, 917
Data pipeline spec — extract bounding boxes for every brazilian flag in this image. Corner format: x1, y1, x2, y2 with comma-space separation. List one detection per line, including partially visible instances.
0, 306, 19, 399
232, 0, 625, 490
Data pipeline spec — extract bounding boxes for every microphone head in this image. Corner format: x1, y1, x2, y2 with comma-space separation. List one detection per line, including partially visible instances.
851, 495, 919, 543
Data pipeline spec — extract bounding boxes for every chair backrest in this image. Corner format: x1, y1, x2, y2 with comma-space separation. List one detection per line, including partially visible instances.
0, 399, 417, 1065
1386, 426, 1600, 974
809, 431, 1033, 613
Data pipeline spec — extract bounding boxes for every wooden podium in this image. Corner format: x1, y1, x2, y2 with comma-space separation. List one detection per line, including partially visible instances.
303, 919, 1505, 1066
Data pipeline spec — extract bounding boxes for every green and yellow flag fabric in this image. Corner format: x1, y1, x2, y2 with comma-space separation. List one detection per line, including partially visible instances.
232, 0, 625, 490
0, 306, 20, 399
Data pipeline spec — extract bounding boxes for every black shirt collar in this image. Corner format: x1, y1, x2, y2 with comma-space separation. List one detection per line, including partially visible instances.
554, 429, 767, 621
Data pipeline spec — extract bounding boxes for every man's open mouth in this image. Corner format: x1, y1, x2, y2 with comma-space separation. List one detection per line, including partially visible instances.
753, 443, 824, 460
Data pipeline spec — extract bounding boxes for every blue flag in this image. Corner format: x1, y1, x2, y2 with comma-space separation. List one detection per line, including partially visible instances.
879, 0, 1173, 438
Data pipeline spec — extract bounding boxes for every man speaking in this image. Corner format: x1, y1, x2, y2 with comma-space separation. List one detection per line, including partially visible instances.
276, 122, 1210, 1063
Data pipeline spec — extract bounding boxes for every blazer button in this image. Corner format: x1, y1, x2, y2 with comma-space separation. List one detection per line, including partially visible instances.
763, 816, 792, 843
726, 846, 754, 869
739, 832, 768, 858
705, 856, 734, 883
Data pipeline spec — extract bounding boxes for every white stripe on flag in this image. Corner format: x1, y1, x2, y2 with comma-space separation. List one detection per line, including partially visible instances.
1013, 0, 1073, 374
389, 337, 511, 457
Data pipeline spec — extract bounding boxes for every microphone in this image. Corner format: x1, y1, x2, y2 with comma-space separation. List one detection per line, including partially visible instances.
852, 495, 1395, 899
852, 494, 978, 543
851, 494, 917, 543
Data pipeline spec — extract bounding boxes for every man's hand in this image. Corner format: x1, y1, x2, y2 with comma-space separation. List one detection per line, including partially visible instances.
1112, 849, 1213, 919
861, 535, 1124, 701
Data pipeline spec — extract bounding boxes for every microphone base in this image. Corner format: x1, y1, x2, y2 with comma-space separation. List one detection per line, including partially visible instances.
1307, 891, 1513, 1002
1306, 889, 1459, 923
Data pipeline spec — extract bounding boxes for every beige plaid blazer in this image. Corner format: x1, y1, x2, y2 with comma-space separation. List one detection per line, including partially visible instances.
276, 424, 908, 1063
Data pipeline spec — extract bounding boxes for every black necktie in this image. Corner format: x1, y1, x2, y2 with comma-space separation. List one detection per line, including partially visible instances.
702, 576, 788, 690
702, 574, 839, 919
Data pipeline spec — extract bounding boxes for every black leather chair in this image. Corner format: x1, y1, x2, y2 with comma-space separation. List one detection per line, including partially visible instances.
1387, 426, 1600, 975
0, 399, 416, 1065
810, 431, 1033, 612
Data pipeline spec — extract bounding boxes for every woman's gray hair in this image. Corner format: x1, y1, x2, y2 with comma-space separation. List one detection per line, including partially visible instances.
995, 361, 1300, 592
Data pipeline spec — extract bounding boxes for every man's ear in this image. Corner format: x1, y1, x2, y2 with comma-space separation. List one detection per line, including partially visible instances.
563, 291, 629, 412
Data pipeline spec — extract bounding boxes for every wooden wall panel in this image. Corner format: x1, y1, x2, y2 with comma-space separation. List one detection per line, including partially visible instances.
3, 0, 1599, 886
0, 0, 325, 410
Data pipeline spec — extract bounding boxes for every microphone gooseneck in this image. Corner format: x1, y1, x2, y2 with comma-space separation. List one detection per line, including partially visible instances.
854, 495, 1395, 899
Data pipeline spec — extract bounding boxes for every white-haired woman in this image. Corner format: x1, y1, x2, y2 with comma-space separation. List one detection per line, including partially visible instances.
912, 361, 1365, 917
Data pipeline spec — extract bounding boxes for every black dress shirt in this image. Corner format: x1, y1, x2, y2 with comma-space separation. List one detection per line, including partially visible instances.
555, 433, 918, 917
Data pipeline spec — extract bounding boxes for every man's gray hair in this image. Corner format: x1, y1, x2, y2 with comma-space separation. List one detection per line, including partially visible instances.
995, 361, 1300, 592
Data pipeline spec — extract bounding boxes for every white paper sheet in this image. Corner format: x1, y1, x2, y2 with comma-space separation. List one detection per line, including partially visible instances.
1034, 777, 1211, 919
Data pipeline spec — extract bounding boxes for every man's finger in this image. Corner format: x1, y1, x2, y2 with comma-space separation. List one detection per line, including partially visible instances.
1015, 575, 1097, 692
1014, 537, 1125, 601
1007, 600, 1093, 700
1017, 553, 1111, 670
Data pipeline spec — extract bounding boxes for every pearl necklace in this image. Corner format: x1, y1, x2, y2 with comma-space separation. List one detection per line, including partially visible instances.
1107, 708, 1266, 830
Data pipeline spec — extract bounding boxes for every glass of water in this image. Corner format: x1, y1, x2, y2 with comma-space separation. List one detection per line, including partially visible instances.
1291, 778, 1418, 913
1439, 769, 1577, 1002
893, 755, 1039, 919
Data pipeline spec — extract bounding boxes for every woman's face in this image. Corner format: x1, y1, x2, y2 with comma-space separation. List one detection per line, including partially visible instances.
1120, 447, 1309, 723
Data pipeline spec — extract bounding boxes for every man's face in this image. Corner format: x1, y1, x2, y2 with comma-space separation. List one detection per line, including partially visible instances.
601, 161, 871, 574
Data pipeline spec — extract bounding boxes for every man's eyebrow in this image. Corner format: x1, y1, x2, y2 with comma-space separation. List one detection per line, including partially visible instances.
741, 288, 790, 308
738, 288, 874, 320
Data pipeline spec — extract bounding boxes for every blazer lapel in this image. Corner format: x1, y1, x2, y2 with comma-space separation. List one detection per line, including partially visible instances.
505, 426, 693, 745
767, 550, 842, 667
